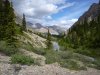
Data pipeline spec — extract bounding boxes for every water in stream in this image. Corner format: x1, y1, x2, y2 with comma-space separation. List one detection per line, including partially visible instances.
52, 42, 60, 51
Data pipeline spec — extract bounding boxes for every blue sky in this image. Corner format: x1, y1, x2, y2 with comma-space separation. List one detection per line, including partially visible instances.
12, 0, 99, 28
52, 0, 98, 20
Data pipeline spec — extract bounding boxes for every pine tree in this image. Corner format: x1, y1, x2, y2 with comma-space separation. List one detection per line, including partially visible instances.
0, 0, 3, 40
0, 0, 7, 40
46, 28, 52, 49
95, 4, 100, 47
2, 0, 17, 46
22, 14, 27, 31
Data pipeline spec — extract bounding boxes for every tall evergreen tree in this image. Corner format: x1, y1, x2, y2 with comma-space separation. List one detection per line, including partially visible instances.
94, 3, 100, 47
5, 0, 17, 45
46, 28, 52, 49
0, 0, 17, 46
22, 14, 27, 31
0, 0, 3, 40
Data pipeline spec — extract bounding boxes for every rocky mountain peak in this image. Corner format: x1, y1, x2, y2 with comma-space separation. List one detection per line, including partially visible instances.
74, 2, 100, 25
35, 23, 43, 29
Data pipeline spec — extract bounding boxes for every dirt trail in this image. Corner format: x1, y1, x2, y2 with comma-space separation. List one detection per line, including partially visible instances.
0, 52, 11, 63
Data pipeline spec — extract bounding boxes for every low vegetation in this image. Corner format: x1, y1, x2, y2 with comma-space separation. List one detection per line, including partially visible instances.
25, 46, 99, 70
11, 53, 34, 65
45, 50, 84, 70
0, 41, 18, 56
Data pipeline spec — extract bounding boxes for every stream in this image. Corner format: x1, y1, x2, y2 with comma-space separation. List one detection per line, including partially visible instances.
52, 42, 60, 51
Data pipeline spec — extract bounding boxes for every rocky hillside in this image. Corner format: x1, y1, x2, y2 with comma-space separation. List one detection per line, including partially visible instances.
18, 31, 47, 48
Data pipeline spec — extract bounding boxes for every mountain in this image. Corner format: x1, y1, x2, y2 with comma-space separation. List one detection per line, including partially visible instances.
26, 22, 42, 29
26, 22, 33, 26
23, 21, 65, 35
74, 3, 100, 25
47, 25, 66, 34
15, 14, 65, 35
67, 2, 100, 48
35, 27, 59, 35
36, 25, 66, 35
35, 23, 43, 29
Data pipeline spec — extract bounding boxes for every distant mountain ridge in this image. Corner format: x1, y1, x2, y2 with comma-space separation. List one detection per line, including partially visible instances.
14, 10, 66, 35
47, 25, 66, 34
15, 15, 65, 35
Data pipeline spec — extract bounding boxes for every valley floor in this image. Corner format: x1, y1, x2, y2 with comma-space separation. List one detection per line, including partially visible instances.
0, 52, 100, 75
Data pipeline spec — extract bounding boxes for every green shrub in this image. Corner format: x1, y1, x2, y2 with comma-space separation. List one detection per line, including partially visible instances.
59, 51, 73, 59
11, 53, 34, 65
91, 59, 100, 70
22, 42, 34, 51
22, 42, 46, 55
74, 48, 100, 58
60, 59, 86, 70
44, 49, 88, 70
33, 48, 46, 55
45, 50, 61, 64
0, 41, 18, 56
21, 42, 46, 55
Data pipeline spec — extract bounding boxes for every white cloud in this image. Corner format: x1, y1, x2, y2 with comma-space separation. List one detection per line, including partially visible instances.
12, 0, 75, 28
58, 2, 75, 10
13, 0, 74, 17
47, 16, 52, 20
43, 18, 78, 28
13, 0, 62, 17
47, 0, 66, 4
